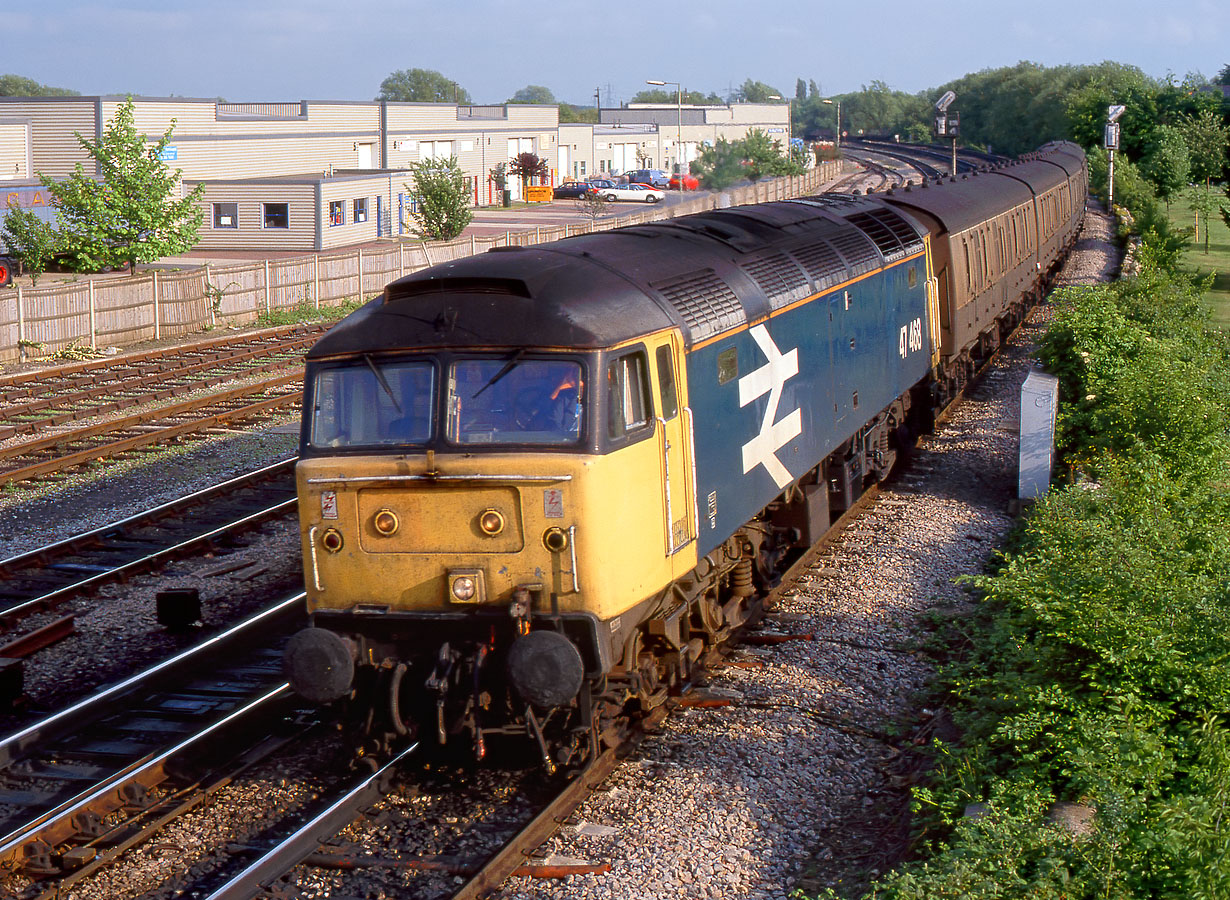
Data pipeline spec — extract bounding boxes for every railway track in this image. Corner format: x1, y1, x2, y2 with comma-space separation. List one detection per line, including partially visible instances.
0, 596, 310, 900
0, 458, 297, 645
0, 324, 319, 488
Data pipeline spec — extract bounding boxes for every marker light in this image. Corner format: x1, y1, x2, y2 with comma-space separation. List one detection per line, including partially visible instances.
373, 508, 399, 536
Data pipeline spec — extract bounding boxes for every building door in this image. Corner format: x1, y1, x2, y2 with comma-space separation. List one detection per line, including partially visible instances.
357, 143, 374, 168
557, 145, 570, 184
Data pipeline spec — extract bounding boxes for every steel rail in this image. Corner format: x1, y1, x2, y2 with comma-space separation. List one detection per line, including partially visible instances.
0, 592, 304, 768
203, 741, 422, 900
0, 497, 296, 624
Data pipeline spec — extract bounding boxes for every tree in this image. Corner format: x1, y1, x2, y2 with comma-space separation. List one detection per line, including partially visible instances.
0, 74, 78, 96
508, 152, 549, 193
1180, 108, 1230, 188
732, 79, 782, 104
377, 69, 471, 103
573, 191, 609, 224
741, 128, 803, 180
630, 88, 722, 105
0, 205, 60, 285
508, 85, 555, 104
1215, 64, 1230, 85
42, 97, 204, 275
559, 103, 597, 124
795, 78, 807, 101
1140, 125, 1190, 209
693, 137, 747, 191
404, 157, 472, 241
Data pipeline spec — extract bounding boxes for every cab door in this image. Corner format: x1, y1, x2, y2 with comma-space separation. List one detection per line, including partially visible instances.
649, 333, 696, 572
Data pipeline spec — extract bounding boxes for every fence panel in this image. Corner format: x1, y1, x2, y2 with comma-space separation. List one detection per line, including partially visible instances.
21, 281, 90, 355
270, 258, 314, 312
318, 251, 360, 308
202, 263, 265, 329
156, 268, 210, 338
94, 276, 156, 348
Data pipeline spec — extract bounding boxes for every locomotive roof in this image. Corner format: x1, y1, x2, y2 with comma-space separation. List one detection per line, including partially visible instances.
306, 195, 929, 358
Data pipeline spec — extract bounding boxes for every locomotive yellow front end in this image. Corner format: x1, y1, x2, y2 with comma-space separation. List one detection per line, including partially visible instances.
281, 252, 696, 769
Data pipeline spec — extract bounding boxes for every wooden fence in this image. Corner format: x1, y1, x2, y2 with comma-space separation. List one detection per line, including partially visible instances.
0, 163, 842, 363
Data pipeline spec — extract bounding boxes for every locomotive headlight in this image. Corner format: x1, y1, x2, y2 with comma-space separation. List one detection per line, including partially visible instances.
543, 526, 569, 553
320, 528, 344, 553
373, 508, 399, 536
447, 568, 485, 604
478, 508, 505, 536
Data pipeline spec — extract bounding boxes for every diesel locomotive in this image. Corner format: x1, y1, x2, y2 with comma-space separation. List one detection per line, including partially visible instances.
283, 142, 1087, 770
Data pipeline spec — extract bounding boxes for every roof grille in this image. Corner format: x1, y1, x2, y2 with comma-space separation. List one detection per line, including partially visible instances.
846, 209, 924, 261
789, 240, 847, 292
740, 253, 811, 309
651, 269, 744, 340
826, 229, 880, 275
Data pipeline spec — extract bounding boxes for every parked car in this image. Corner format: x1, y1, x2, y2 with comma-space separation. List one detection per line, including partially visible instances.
598, 184, 666, 203
668, 172, 700, 190
553, 181, 596, 199
624, 168, 671, 188
585, 178, 619, 191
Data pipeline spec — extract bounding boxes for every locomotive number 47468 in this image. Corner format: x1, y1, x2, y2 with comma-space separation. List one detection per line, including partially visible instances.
899, 317, 924, 359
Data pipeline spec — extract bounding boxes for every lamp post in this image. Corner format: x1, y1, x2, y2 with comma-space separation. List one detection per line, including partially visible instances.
822, 98, 841, 151
647, 79, 682, 196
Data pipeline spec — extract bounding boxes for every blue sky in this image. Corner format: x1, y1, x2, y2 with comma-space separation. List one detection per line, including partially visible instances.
7, 0, 1227, 105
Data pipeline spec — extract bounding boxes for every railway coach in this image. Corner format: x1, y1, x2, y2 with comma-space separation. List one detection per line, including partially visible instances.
283, 142, 1086, 770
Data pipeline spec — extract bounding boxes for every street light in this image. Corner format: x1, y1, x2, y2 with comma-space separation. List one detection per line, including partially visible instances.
647, 79, 683, 196
822, 98, 841, 151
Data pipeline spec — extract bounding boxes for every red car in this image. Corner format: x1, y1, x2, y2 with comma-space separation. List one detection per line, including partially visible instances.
668, 172, 700, 190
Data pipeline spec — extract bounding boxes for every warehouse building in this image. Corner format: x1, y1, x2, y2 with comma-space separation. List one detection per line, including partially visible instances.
0, 95, 790, 251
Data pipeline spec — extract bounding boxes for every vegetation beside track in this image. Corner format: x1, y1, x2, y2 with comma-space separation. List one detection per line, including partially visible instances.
818, 211, 1230, 896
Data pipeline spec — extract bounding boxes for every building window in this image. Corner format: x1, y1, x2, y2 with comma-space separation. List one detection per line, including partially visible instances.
329, 200, 344, 226
353, 197, 368, 223
263, 203, 289, 229
213, 202, 238, 229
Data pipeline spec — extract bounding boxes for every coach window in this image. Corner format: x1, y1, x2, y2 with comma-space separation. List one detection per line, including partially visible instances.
655, 345, 678, 419
213, 202, 238, 229
329, 200, 344, 227
263, 203, 289, 229
354, 197, 368, 223
607, 350, 652, 441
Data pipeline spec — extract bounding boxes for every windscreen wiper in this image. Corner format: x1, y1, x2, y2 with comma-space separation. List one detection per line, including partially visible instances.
472, 349, 525, 399
363, 353, 403, 414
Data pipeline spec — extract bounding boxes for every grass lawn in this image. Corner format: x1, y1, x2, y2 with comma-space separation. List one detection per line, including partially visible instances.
1171, 187, 1230, 328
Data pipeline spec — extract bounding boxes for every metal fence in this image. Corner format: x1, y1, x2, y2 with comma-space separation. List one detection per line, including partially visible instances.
1, 163, 841, 363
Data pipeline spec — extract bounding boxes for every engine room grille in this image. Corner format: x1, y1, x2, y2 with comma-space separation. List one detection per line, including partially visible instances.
846, 209, 925, 262
651, 269, 745, 341
789, 240, 847, 292
826, 229, 880, 276
740, 253, 811, 310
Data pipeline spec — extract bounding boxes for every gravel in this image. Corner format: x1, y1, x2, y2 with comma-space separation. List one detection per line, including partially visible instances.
0, 203, 1120, 900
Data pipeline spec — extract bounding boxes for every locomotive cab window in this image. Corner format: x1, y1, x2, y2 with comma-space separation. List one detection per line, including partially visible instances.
655, 345, 678, 420
447, 356, 584, 446
309, 358, 436, 448
607, 350, 652, 440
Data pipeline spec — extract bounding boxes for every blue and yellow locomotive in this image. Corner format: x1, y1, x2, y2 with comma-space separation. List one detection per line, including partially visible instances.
283, 143, 1087, 768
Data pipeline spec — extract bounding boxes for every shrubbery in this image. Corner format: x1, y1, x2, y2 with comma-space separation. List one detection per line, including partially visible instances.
831, 228, 1230, 897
